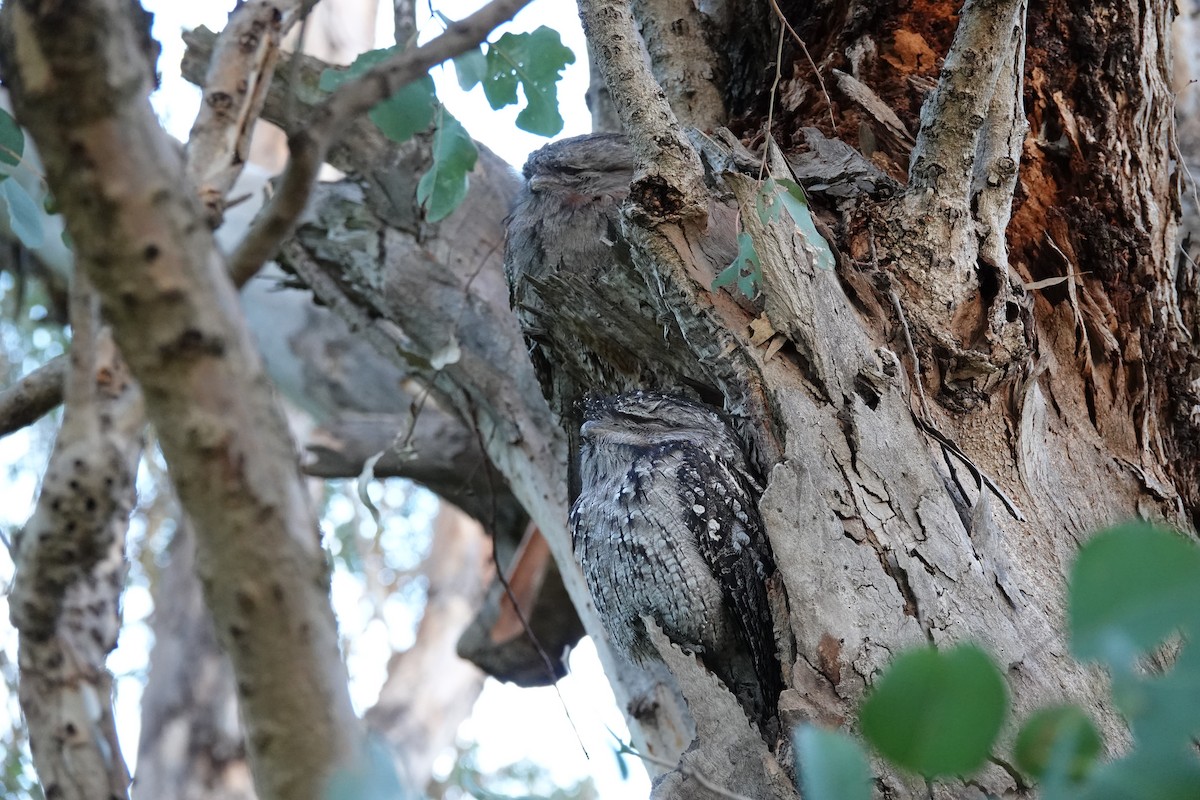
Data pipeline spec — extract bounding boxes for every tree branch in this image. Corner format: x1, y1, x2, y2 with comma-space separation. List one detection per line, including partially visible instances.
969, 1, 1028, 272
228, 0, 535, 284
577, 0, 708, 223
880, 0, 1030, 379
0, 354, 65, 437
9, 269, 142, 800
185, 0, 313, 225
0, 1, 368, 796
628, 0, 727, 129
907, 0, 1027, 199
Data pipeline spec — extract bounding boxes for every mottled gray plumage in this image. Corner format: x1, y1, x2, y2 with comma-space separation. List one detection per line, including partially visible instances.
569, 391, 780, 728
504, 133, 634, 301
504, 134, 671, 422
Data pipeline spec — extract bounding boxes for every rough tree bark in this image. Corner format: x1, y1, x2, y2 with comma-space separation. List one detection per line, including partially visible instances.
2, 0, 1196, 798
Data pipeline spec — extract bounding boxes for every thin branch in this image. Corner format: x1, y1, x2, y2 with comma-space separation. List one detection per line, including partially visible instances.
612, 738, 755, 800
0, 354, 65, 437
907, 0, 1026, 195
576, 0, 708, 224
917, 419, 1026, 522
393, 0, 418, 48
228, 0, 535, 285
765, 0, 836, 131
758, 25, 785, 182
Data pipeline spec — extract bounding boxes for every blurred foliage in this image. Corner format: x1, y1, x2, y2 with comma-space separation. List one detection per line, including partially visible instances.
859, 644, 1007, 777
797, 522, 1200, 799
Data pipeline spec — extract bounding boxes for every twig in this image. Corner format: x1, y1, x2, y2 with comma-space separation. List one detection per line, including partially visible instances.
611, 735, 755, 800
766, 0, 837, 131
229, 0, 535, 284
0, 354, 66, 438
758, 25, 786, 182
886, 287, 930, 421
917, 419, 1026, 522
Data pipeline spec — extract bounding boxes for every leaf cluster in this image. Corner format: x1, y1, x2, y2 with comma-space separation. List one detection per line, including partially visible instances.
320, 26, 573, 223
796, 523, 1200, 799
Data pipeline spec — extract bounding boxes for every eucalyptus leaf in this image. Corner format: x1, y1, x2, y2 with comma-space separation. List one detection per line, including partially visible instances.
454, 46, 487, 91
0, 108, 23, 171
320, 47, 436, 143
1069, 523, 1200, 666
712, 231, 761, 299
860, 644, 1007, 777
483, 26, 574, 136
795, 725, 874, 800
1015, 705, 1102, 783
417, 111, 478, 223
1, 179, 45, 249
776, 177, 835, 270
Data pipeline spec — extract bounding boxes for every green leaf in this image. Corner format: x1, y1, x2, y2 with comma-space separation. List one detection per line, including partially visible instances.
483, 27, 575, 136
1, 179, 45, 248
1110, 648, 1200, 750
1077, 747, 1200, 800
756, 178, 783, 224
320, 47, 436, 143
0, 108, 23, 171
860, 644, 1008, 778
416, 111, 478, 223
712, 231, 762, 299
1015, 705, 1102, 783
1068, 523, 1200, 666
369, 76, 437, 143
613, 746, 630, 780
794, 725, 874, 800
776, 178, 836, 270
319, 46, 396, 91
454, 46, 487, 91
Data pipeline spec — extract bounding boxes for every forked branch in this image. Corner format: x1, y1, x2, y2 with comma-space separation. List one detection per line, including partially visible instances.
228, 0, 535, 284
